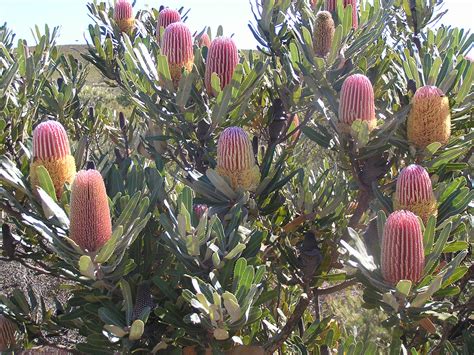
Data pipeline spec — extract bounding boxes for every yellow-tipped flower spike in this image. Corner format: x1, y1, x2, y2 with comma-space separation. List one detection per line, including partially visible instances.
216, 127, 260, 191
407, 85, 451, 149
393, 164, 437, 223
69, 169, 112, 253
114, 0, 135, 34
313, 11, 335, 58
161, 22, 194, 86
30, 120, 76, 199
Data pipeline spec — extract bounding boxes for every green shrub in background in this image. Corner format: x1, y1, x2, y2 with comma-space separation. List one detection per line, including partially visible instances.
0, 0, 472, 353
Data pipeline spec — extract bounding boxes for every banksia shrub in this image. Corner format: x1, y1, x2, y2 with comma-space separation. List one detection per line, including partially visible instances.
156, 8, 181, 40
205, 37, 239, 96
114, 0, 134, 33
394, 164, 437, 223
407, 86, 451, 149
338, 74, 376, 132
313, 11, 335, 57
381, 210, 425, 285
216, 127, 260, 191
0, 315, 16, 351
69, 169, 112, 253
327, 0, 358, 29
162, 22, 194, 86
197, 32, 211, 47
30, 120, 76, 198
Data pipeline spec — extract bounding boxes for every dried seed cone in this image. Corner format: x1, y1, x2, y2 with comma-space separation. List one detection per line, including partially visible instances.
394, 164, 437, 223
162, 22, 194, 86
156, 8, 181, 40
197, 33, 211, 47
327, 0, 358, 29
407, 86, 451, 149
381, 210, 425, 285
0, 315, 17, 351
69, 169, 112, 253
313, 11, 335, 57
205, 37, 239, 96
114, 0, 135, 33
30, 120, 76, 198
216, 127, 260, 191
338, 74, 376, 133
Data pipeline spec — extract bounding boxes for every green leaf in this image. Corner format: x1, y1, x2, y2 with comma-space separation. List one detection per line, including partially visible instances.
35, 166, 57, 202
424, 222, 451, 275
95, 225, 123, 264
412, 274, 443, 307
301, 126, 330, 148
129, 319, 144, 340
210, 72, 221, 96
395, 280, 412, 297
442, 241, 468, 253
119, 279, 133, 326
223, 291, 241, 323
423, 215, 436, 255
79, 255, 95, 279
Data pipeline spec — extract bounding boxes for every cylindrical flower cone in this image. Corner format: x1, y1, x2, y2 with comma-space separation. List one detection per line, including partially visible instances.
30, 120, 76, 199
161, 22, 194, 86
205, 37, 239, 96
338, 74, 376, 133
114, 0, 135, 34
313, 11, 335, 58
156, 8, 181, 41
381, 210, 425, 285
69, 169, 112, 253
0, 315, 17, 351
407, 85, 451, 149
216, 127, 260, 191
197, 33, 211, 48
394, 164, 437, 223
326, 0, 358, 29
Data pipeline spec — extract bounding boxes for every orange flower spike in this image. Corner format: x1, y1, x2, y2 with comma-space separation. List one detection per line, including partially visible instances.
69, 169, 112, 253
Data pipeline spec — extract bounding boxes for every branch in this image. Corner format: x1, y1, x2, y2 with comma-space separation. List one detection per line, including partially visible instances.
264, 284, 312, 353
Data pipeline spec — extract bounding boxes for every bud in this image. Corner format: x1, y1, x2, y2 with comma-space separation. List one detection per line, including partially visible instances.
114, 0, 135, 33
205, 37, 239, 96
326, 0, 358, 29
156, 8, 181, 41
193, 204, 208, 219
313, 11, 335, 57
30, 120, 76, 198
162, 22, 194, 86
216, 127, 261, 191
0, 315, 17, 351
407, 85, 451, 149
69, 169, 112, 253
394, 164, 437, 223
197, 32, 211, 48
381, 210, 425, 285
338, 74, 376, 133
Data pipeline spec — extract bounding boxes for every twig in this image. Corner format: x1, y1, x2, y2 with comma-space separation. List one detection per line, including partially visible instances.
312, 278, 358, 296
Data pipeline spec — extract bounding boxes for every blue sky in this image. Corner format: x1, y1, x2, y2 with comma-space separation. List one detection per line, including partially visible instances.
1, 0, 473, 50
